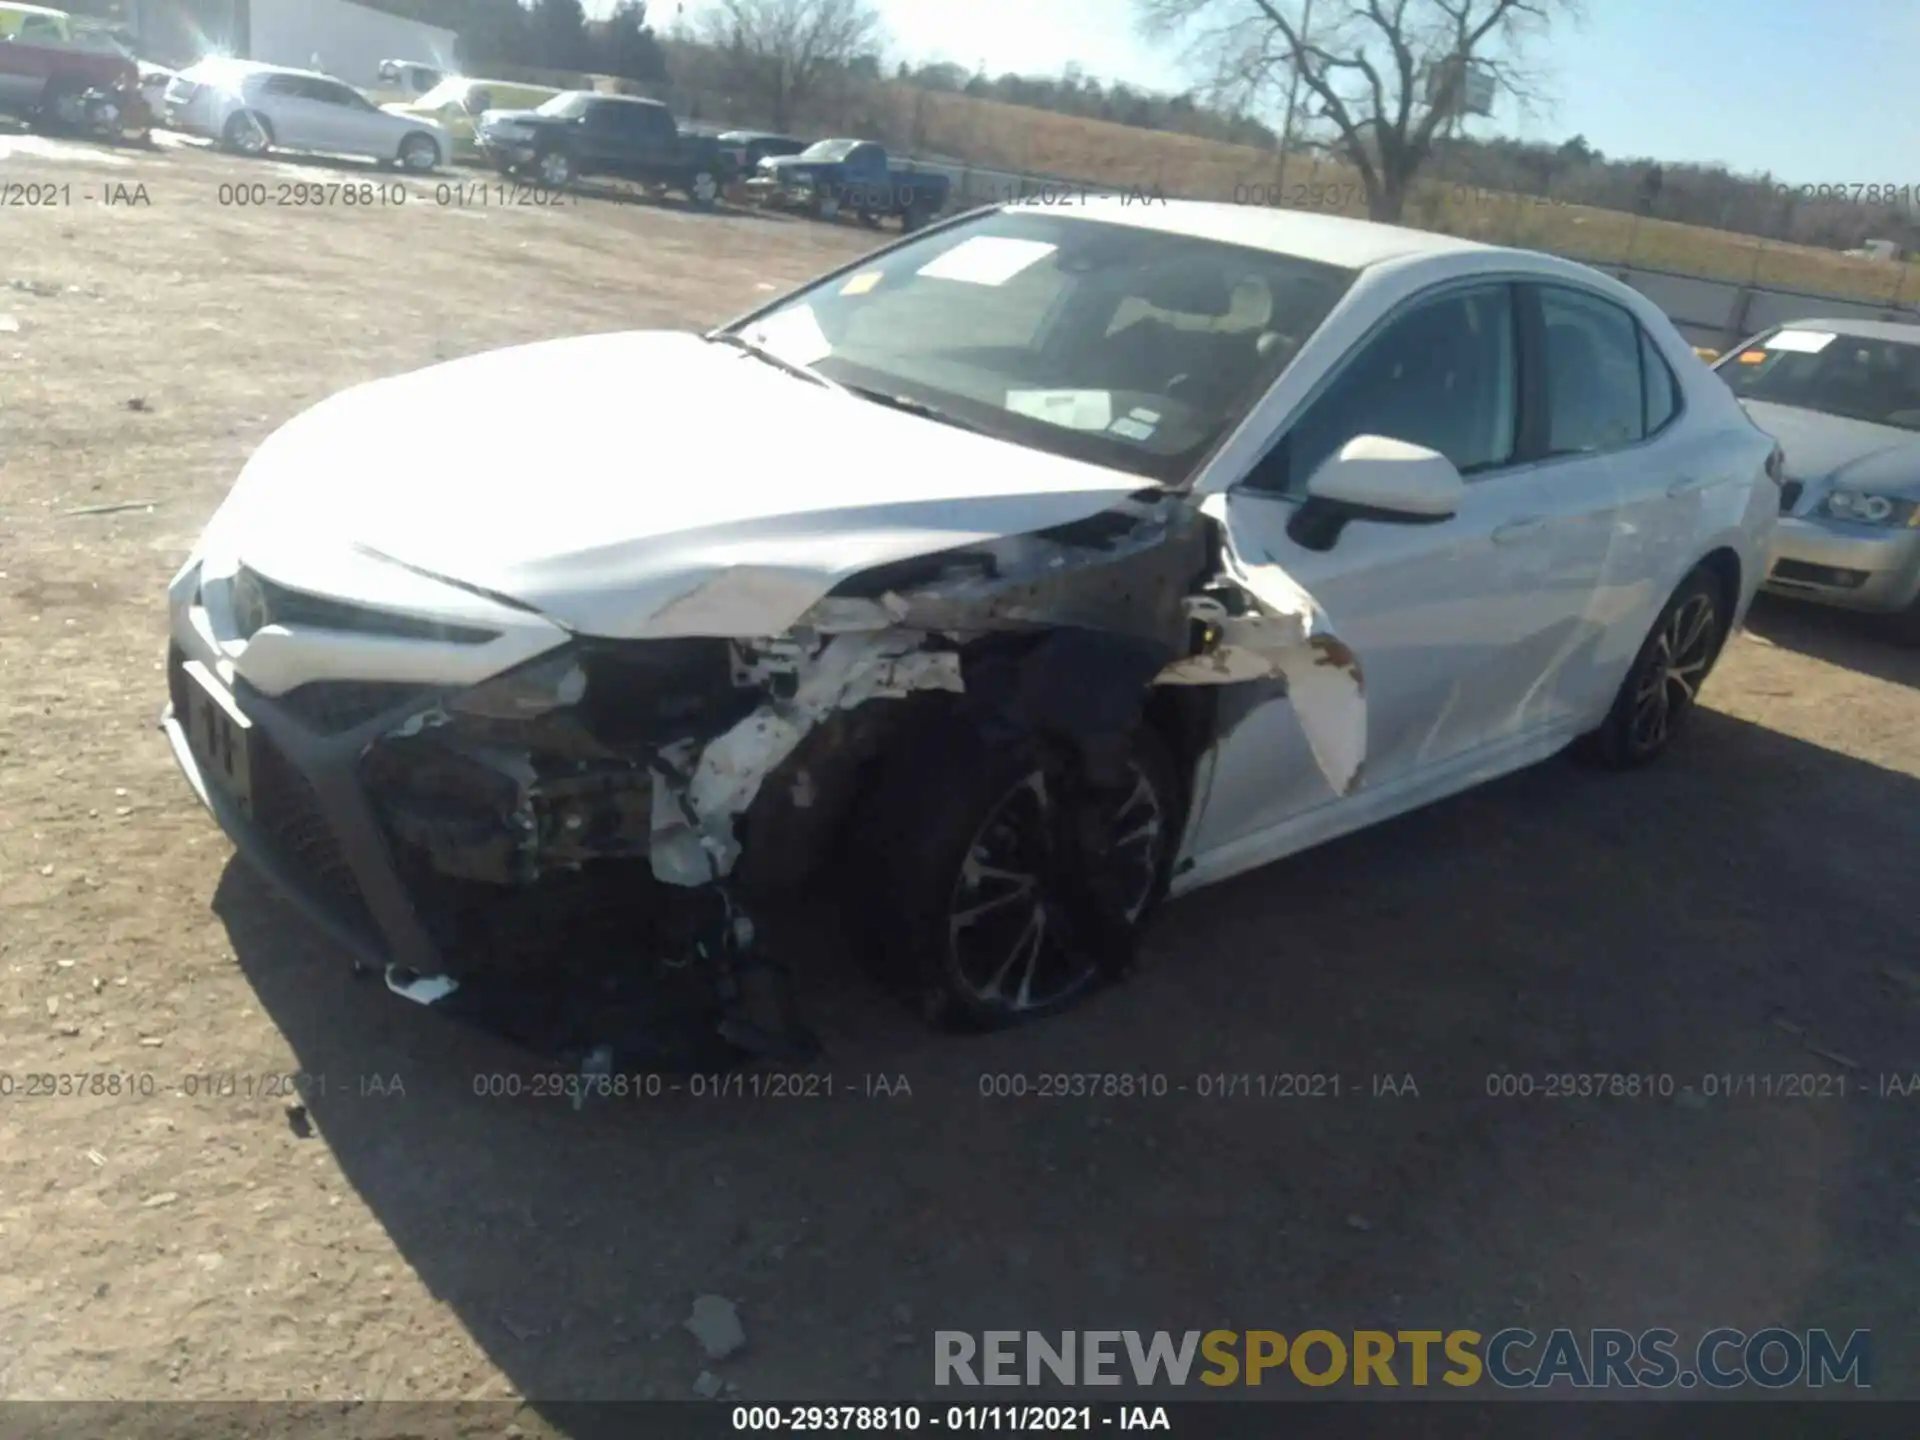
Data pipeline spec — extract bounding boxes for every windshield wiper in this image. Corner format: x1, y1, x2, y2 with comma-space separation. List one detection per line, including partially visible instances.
840, 384, 986, 434
707, 331, 844, 392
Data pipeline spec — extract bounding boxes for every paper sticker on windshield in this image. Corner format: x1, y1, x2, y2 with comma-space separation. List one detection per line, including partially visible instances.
1109, 416, 1156, 441
746, 306, 831, 366
918, 237, 1057, 286
1765, 330, 1836, 354
1737, 350, 1767, 364
1005, 388, 1112, 430
839, 271, 882, 296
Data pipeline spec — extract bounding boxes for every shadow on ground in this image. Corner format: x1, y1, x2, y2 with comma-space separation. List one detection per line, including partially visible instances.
213, 707, 1920, 1417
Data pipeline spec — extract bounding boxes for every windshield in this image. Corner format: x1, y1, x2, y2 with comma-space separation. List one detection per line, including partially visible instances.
799, 139, 858, 161
534, 91, 591, 119
726, 209, 1355, 485
1718, 328, 1920, 430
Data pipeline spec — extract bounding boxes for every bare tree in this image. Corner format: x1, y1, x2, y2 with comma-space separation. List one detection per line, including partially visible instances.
1138, 0, 1578, 221
693, 0, 884, 132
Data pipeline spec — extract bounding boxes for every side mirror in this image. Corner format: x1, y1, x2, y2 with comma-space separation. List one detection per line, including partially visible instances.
1287, 435, 1463, 551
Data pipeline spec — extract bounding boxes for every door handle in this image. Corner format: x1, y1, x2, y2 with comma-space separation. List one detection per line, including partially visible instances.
1492, 517, 1545, 544
1667, 474, 1712, 497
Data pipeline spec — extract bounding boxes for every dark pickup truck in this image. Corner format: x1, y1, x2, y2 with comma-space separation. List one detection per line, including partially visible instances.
474, 91, 727, 207
746, 138, 950, 230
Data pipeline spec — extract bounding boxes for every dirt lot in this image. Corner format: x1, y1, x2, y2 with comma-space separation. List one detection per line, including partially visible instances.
2, 132, 1919, 1416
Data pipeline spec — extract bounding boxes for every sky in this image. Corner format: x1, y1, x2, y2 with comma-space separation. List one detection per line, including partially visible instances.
629, 0, 1917, 186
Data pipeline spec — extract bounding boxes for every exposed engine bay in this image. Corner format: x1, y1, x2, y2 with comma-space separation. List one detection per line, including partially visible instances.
316, 491, 1362, 1073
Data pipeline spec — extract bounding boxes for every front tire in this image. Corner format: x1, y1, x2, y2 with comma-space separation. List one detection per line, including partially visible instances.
684, 167, 720, 208
1576, 568, 1727, 768
841, 721, 1179, 1031
398, 132, 439, 173
535, 147, 572, 189
221, 109, 272, 156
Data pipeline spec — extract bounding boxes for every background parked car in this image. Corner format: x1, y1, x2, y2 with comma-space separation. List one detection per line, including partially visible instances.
164, 58, 449, 172
382, 75, 556, 163
371, 57, 441, 105
747, 137, 949, 229
716, 128, 808, 179
0, 2, 150, 141
1716, 319, 1920, 639
475, 90, 725, 206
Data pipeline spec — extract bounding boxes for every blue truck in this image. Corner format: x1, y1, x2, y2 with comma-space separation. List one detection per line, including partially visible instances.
745, 138, 950, 230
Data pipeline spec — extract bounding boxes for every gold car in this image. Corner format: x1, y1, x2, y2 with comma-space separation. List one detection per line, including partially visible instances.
382, 77, 557, 162
0, 2, 71, 40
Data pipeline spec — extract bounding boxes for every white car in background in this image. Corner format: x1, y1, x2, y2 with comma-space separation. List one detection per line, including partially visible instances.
162, 58, 448, 171
161, 201, 1781, 1064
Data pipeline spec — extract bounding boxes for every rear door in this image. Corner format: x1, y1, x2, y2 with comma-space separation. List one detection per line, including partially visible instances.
304, 76, 385, 157
1515, 283, 1697, 725
253, 73, 322, 148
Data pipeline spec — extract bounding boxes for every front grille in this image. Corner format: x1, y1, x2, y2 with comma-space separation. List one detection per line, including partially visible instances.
233, 566, 499, 645
1771, 559, 1869, 589
250, 733, 379, 940
280, 681, 430, 735
1779, 480, 1804, 514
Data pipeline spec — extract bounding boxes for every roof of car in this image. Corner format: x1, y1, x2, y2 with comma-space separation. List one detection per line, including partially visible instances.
189, 58, 331, 80
1025, 197, 1501, 271
569, 91, 664, 105
2, 3, 70, 15
1767, 317, 1920, 343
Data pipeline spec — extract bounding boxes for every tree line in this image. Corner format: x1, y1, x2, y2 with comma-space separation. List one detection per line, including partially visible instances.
352, 0, 1915, 255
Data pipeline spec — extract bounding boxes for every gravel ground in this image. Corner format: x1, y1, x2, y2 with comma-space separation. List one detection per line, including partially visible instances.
2, 130, 1917, 1418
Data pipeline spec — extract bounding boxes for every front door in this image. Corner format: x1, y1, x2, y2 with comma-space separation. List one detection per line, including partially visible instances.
1189, 279, 1606, 856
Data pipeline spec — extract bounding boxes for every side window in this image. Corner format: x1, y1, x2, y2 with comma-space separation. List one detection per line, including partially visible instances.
1271, 283, 1518, 492
583, 101, 617, 129
1539, 286, 1644, 454
312, 81, 361, 107
1640, 326, 1681, 435
260, 75, 301, 99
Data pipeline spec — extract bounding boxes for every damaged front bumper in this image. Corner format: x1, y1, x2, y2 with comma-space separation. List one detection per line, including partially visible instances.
161, 488, 1369, 1067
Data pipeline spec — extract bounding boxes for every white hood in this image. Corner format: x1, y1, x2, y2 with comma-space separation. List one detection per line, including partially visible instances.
208, 332, 1149, 639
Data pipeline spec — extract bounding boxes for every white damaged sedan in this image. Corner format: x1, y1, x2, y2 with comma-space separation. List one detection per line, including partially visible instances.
162, 199, 1782, 1064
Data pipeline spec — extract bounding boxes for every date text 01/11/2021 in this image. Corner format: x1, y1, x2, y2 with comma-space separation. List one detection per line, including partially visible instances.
976, 1073, 1421, 1099
468, 1070, 914, 1101
729, 1405, 1171, 1431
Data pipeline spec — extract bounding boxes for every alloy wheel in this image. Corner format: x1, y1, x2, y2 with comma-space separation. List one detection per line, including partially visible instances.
944, 762, 1166, 1014
1628, 592, 1717, 755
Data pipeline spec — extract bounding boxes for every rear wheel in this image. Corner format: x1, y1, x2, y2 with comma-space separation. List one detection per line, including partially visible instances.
1575, 568, 1727, 768
221, 109, 272, 156
840, 721, 1179, 1031
685, 167, 720, 208
34, 77, 86, 133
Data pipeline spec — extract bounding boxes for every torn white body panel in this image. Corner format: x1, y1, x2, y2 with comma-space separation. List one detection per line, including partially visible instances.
384, 967, 460, 1005
649, 632, 965, 886
1154, 513, 1367, 797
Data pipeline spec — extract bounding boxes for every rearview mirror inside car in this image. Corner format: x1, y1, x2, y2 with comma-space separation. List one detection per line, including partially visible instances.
1288, 435, 1464, 551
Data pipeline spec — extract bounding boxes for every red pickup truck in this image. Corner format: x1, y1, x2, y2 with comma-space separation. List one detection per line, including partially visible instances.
0, 3, 151, 141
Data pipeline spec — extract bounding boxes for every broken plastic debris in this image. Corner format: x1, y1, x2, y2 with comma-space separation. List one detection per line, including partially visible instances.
685, 1294, 746, 1360
383, 967, 459, 1005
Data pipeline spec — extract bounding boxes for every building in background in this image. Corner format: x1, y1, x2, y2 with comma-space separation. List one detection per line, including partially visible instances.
129, 0, 454, 89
